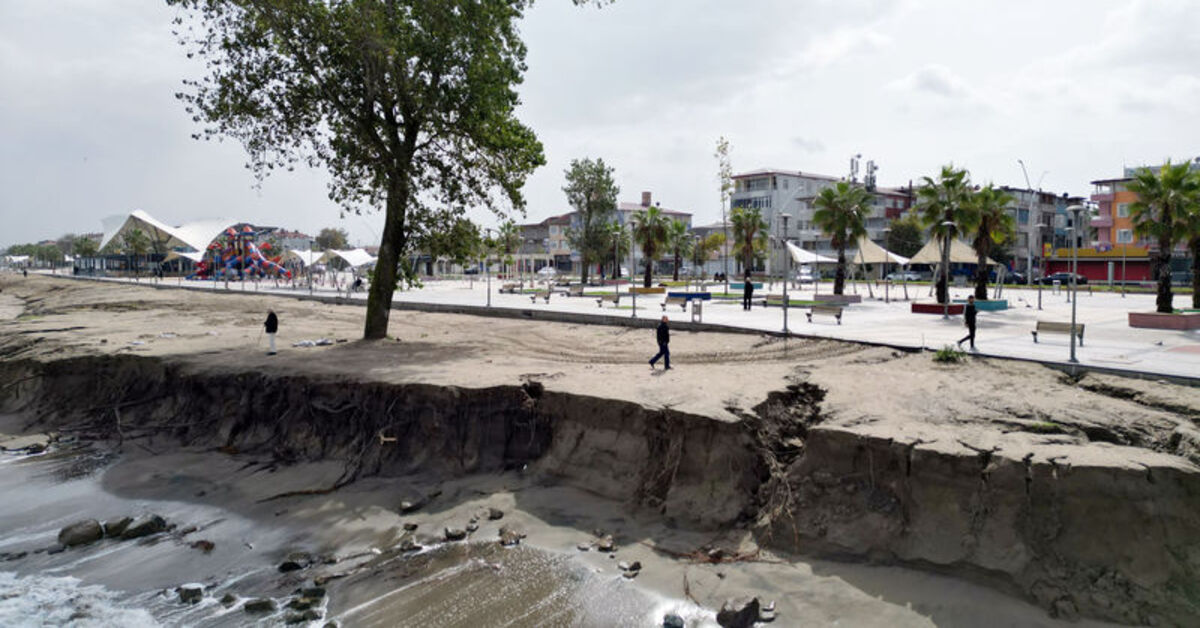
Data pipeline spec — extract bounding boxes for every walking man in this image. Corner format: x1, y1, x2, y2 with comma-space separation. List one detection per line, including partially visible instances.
957, 295, 977, 351
264, 309, 279, 355
649, 315, 671, 371
742, 272, 754, 311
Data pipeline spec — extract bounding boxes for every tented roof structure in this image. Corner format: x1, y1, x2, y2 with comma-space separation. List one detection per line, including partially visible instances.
852, 236, 910, 266
162, 250, 206, 263
285, 249, 325, 267
908, 238, 998, 265
785, 241, 836, 265
322, 248, 377, 268
100, 210, 238, 254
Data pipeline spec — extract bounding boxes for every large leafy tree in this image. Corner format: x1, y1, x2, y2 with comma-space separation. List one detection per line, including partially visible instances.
1128, 161, 1199, 313
315, 227, 350, 251
170, 0, 545, 339
632, 206, 670, 287
563, 157, 618, 285
916, 165, 976, 304
885, 212, 924, 259
417, 214, 480, 272
73, 236, 99, 273
730, 206, 768, 276
812, 182, 871, 295
966, 185, 1016, 300
666, 219, 692, 281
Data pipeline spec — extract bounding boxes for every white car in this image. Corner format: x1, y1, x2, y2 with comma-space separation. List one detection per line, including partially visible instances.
886, 271, 921, 281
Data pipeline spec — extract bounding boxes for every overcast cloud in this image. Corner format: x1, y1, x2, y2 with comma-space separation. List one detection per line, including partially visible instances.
2, 0, 1198, 248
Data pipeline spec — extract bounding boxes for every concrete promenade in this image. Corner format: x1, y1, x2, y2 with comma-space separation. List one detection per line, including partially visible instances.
32, 271, 1200, 383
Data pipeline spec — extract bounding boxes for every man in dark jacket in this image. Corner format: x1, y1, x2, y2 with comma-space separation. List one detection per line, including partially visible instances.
742, 272, 754, 311
264, 310, 279, 355
649, 315, 671, 370
957, 295, 977, 350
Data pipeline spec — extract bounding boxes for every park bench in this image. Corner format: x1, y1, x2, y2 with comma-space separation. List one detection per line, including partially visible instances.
661, 296, 688, 312
563, 283, 584, 297
596, 293, 621, 308
529, 290, 551, 304
1031, 321, 1084, 345
758, 294, 787, 307
499, 282, 520, 294
806, 304, 843, 325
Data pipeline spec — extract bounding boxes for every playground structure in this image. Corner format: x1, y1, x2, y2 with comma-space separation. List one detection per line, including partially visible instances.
191, 226, 292, 281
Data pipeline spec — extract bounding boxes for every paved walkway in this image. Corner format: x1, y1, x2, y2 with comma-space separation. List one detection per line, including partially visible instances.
33, 272, 1200, 382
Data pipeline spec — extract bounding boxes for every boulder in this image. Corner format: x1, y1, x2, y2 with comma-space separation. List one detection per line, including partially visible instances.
103, 517, 133, 538
487, 507, 504, 521
716, 597, 760, 628
596, 535, 616, 553
663, 614, 685, 628
190, 540, 215, 553
466, 522, 479, 533
244, 598, 277, 613
444, 527, 467, 542
178, 584, 204, 605
120, 514, 167, 540
220, 593, 238, 607
498, 526, 522, 547
288, 598, 314, 611
402, 522, 418, 531
301, 587, 326, 599
399, 538, 422, 552
285, 610, 322, 624
58, 520, 103, 547
279, 551, 312, 573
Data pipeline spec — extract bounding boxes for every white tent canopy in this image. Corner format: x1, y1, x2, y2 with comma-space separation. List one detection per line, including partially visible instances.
162, 250, 207, 263
908, 238, 998, 266
785, 241, 836, 265
100, 210, 238, 255
285, 249, 325, 267
852, 236, 910, 266
171, 218, 240, 253
322, 248, 377, 268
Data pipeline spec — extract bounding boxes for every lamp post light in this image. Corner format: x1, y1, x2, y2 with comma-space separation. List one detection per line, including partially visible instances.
485, 227, 492, 308
780, 213, 791, 334
629, 226, 637, 318
882, 227, 891, 304
940, 220, 955, 319
1066, 204, 1085, 363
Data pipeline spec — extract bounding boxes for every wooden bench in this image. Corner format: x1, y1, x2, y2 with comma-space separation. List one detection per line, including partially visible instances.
596, 293, 620, 307
1032, 321, 1084, 345
499, 282, 520, 294
529, 290, 551, 304
807, 304, 843, 324
661, 296, 688, 311
564, 283, 584, 297
758, 294, 787, 307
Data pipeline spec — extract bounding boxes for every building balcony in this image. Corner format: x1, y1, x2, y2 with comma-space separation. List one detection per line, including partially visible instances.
1089, 215, 1113, 228
1091, 193, 1114, 203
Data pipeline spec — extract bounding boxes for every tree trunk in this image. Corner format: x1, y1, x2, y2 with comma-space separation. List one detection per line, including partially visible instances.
975, 247, 989, 300
834, 244, 846, 295
1155, 238, 1173, 314
364, 178, 409, 340
643, 256, 653, 288
579, 252, 590, 286
1191, 239, 1200, 310
673, 250, 681, 282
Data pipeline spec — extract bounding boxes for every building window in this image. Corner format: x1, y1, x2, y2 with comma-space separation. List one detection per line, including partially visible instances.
1018, 209, 1029, 225
1117, 203, 1130, 218
1117, 229, 1133, 244
743, 178, 771, 192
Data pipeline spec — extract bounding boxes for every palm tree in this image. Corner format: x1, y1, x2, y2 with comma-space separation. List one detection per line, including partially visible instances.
1184, 202, 1200, 309
603, 221, 630, 279
1127, 161, 1199, 313
73, 236, 98, 273
122, 228, 151, 279
966, 185, 1016, 300
916, 165, 976, 304
812, 182, 872, 295
632, 207, 670, 287
666, 219, 692, 281
730, 206, 768, 277
497, 219, 520, 278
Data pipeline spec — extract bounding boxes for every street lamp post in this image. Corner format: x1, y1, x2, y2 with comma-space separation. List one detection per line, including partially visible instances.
1066, 205, 1084, 363
629, 226, 637, 318
940, 220, 955, 319
882, 228, 891, 304
485, 227, 492, 308
780, 213, 791, 334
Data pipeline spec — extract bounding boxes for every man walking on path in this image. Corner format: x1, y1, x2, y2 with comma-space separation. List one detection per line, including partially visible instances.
264, 310, 279, 355
742, 272, 754, 311
957, 295, 977, 351
649, 315, 671, 370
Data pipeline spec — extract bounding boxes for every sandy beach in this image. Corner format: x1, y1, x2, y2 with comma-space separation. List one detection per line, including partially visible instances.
1, 273, 1198, 626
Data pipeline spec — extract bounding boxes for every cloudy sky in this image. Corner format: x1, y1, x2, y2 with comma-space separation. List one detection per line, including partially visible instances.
2, 0, 1197, 248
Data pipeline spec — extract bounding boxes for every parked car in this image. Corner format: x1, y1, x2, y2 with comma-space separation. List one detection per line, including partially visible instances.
885, 270, 921, 281
1037, 272, 1087, 285
988, 270, 1027, 284
795, 266, 820, 283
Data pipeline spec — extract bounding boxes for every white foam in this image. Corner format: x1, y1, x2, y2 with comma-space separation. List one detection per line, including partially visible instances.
0, 571, 159, 627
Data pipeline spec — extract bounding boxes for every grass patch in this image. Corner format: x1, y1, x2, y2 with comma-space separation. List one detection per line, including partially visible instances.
1025, 421, 1066, 434
932, 344, 967, 363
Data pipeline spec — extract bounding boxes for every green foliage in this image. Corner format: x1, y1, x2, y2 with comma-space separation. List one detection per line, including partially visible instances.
418, 215, 480, 268
666, 219, 692, 281
916, 165, 976, 303
73, 236, 99, 259
967, 184, 1017, 299
603, 221, 630, 276
812, 181, 872, 295
169, 0, 546, 339
563, 157, 619, 284
315, 227, 349, 251
1127, 161, 1200, 313
121, 228, 151, 276
730, 206, 767, 275
632, 206, 670, 287
886, 212, 924, 258
933, 344, 966, 363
